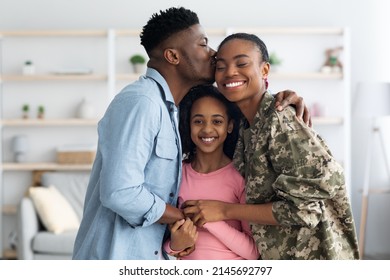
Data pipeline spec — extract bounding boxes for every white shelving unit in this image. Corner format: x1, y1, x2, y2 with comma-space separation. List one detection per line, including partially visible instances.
0, 27, 350, 259
0, 29, 111, 258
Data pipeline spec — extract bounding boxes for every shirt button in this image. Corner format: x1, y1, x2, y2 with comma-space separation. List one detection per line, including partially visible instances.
154, 251, 158, 255
169, 192, 174, 197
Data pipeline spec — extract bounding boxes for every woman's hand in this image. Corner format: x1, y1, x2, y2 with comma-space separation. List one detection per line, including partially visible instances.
274, 90, 312, 127
169, 218, 198, 252
182, 200, 227, 227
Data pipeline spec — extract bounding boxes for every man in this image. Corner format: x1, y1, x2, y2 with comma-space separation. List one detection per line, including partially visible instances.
73, 7, 308, 260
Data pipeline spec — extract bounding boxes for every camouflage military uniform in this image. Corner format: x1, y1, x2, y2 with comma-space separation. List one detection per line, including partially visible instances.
233, 91, 360, 260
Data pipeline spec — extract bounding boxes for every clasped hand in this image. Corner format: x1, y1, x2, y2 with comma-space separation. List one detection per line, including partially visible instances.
181, 200, 227, 227
168, 200, 225, 257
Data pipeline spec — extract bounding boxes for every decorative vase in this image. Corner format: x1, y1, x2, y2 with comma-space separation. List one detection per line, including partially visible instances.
133, 63, 146, 74
76, 98, 95, 119
12, 135, 29, 162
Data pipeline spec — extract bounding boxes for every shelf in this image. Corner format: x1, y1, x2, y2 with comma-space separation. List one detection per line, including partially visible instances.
359, 188, 390, 194
1, 118, 98, 126
113, 27, 345, 37
0, 74, 107, 81
116, 73, 143, 81
0, 27, 344, 38
1, 162, 93, 171
2, 205, 17, 215
0, 30, 108, 37
269, 72, 343, 80
312, 117, 343, 125
2, 248, 17, 260
230, 27, 344, 35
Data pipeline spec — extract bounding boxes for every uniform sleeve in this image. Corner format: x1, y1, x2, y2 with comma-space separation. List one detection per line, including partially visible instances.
269, 108, 345, 228
98, 94, 166, 227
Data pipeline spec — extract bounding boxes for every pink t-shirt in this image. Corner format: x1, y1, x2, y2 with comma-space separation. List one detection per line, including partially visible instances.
164, 162, 259, 260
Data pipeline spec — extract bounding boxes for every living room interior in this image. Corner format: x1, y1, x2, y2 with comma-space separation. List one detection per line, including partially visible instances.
0, 0, 389, 260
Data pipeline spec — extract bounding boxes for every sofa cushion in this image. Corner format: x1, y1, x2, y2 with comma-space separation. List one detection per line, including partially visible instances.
41, 171, 90, 220
32, 230, 78, 255
28, 186, 80, 234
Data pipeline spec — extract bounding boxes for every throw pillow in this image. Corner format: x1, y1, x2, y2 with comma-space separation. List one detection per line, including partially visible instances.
28, 185, 80, 234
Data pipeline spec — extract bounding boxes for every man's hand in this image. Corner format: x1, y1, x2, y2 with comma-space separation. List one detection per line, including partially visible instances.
157, 203, 185, 224
274, 90, 312, 127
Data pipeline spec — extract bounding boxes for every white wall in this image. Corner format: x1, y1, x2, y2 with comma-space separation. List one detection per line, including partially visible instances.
1, 0, 390, 258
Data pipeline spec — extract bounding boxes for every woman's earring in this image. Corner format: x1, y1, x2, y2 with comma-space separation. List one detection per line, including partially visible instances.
264, 77, 269, 89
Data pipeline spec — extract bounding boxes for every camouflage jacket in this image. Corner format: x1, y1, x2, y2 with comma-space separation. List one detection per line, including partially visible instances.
233, 91, 360, 260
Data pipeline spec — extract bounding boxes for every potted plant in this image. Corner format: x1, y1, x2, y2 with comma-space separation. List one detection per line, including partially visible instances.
23, 60, 35, 75
269, 52, 282, 72
22, 104, 30, 119
37, 105, 45, 119
129, 54, 146, 74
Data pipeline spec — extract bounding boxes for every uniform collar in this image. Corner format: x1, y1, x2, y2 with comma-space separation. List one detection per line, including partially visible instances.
250, 90, 276, 129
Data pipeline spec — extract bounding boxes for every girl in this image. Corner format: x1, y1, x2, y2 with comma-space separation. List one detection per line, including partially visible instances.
163, 85, 259, 260
183, 33, 360, 260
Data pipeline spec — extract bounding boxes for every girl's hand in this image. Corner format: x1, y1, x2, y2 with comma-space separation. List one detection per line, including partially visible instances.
182, 200, 227, 227
169, 218, 198, 251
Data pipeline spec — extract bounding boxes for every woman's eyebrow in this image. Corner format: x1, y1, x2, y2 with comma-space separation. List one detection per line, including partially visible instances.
216, 54, 249, 62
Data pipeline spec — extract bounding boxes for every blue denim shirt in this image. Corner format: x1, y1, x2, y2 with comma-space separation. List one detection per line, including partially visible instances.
73, 68, 182, 259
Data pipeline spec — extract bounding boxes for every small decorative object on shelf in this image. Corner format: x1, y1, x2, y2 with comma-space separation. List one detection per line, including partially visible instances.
269, 52, 282, 72
22, 104, 30, 119
76, 98, 95, 119
129, 54, 146, 74
310, 102, 327, 117
321, 46, 343, 74
11, 135, 29, 163
23, 60, 35, 75
37, 105, 45, 119
56, 144, 97, 164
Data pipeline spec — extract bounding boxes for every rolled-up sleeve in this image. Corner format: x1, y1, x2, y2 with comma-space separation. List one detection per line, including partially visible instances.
98, 94, 166, 227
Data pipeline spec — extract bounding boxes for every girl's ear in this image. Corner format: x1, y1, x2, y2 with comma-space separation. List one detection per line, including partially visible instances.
227, 120, 234, 134
164, 48, 180, 65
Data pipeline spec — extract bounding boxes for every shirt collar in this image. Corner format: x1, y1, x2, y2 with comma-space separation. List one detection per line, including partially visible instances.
145, 67, 175, 106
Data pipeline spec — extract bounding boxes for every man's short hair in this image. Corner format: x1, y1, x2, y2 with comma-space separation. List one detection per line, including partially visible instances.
140, 7, 199, 55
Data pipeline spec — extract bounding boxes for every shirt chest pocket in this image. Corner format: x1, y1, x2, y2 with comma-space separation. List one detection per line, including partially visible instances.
155, 137, 178, 160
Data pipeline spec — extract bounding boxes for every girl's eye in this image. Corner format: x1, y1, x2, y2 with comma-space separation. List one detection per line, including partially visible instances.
237, 62, 247, 67
193, 119, 202, 124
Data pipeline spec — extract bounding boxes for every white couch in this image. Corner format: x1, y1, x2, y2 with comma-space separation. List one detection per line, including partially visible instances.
17, 171, 90, 260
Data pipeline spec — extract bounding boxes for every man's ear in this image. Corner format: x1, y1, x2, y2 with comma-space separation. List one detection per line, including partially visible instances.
164, 48, 180, 65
